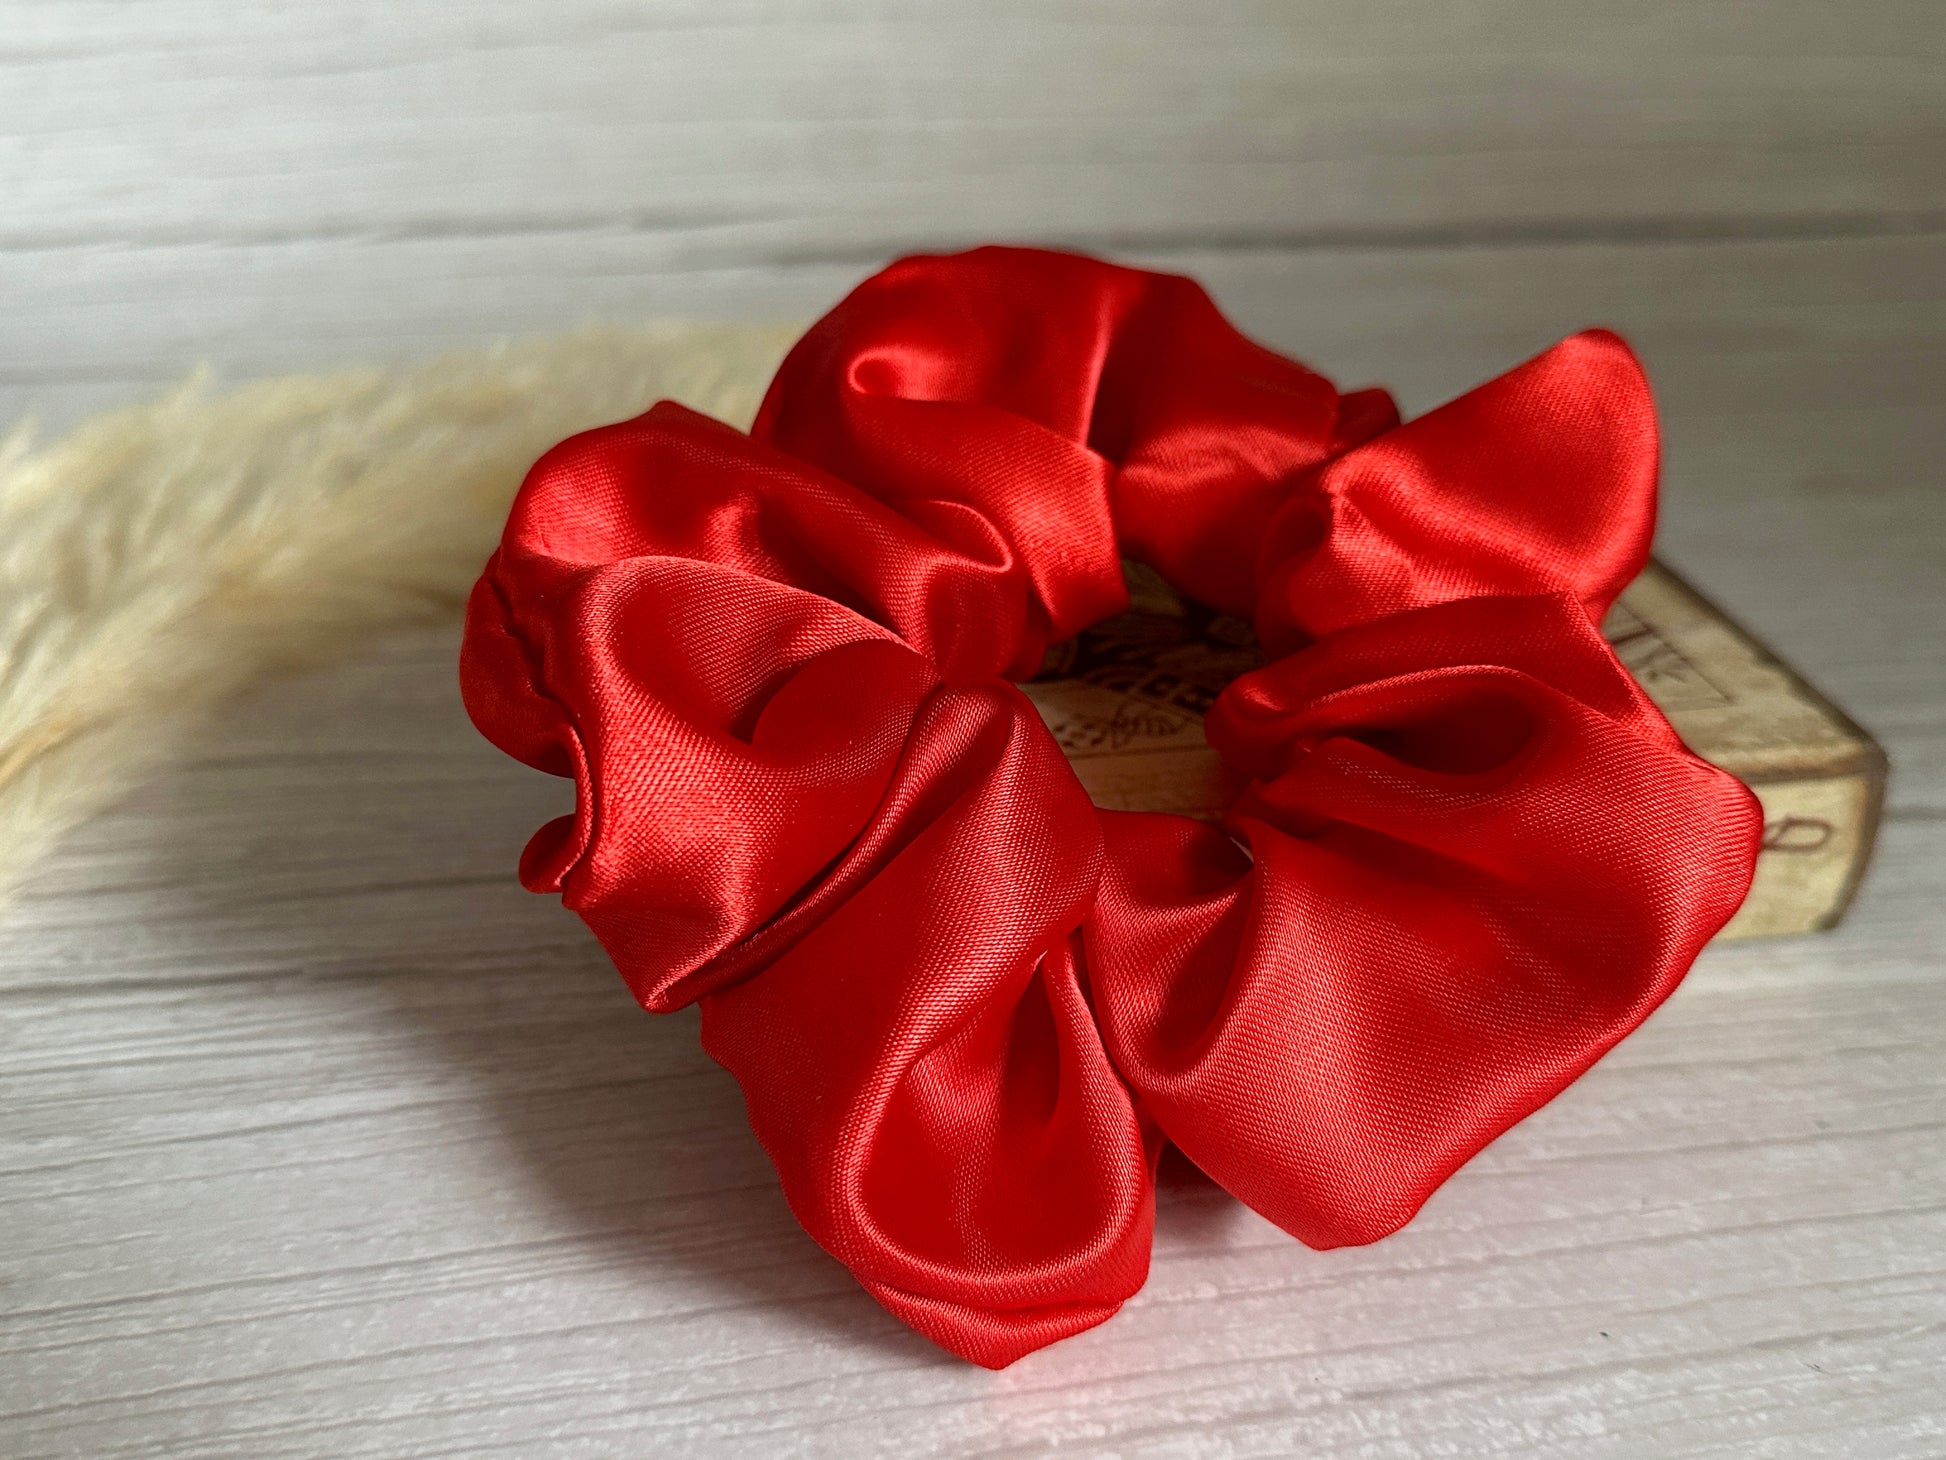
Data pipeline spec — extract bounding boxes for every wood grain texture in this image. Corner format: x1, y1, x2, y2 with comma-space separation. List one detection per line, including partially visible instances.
8, 1, 1941, 247
0, 636, 1940, 1459
4, 0, 1945, 427
3, 2, 1944, 1454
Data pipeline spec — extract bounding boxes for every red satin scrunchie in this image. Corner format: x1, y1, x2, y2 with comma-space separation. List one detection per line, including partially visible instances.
460, 246, 1760, 1367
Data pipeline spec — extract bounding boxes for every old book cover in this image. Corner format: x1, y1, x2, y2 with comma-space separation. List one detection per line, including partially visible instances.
1021, 562, 1885, 940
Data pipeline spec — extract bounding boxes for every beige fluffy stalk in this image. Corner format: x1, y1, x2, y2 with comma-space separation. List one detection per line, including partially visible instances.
0, 325, 795, 897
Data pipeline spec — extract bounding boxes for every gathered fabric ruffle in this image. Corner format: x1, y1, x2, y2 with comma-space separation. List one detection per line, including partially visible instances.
460, 246, 1760, 1367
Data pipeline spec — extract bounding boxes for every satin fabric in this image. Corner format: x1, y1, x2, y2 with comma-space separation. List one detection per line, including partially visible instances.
460, 246, 1760, 1367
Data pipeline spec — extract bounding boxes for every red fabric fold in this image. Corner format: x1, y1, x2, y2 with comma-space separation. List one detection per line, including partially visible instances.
460, 245, 1760, 1367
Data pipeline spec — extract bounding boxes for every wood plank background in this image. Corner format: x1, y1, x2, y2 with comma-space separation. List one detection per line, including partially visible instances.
2, 4, 1942, 1456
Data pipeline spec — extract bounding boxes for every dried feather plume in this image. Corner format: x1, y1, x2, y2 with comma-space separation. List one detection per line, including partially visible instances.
0, 325, 795, 897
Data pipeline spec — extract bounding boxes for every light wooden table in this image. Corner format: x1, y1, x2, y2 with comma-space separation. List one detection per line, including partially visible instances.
3, 6, 1942, 1456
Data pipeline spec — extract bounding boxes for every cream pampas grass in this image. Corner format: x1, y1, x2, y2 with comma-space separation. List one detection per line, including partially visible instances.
0, 325, 795, 898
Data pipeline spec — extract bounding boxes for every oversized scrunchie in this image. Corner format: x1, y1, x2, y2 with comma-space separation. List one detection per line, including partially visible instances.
460, 246, 1760, 1367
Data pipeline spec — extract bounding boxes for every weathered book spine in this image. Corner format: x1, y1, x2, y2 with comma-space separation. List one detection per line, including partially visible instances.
1021, 562, 1885, 940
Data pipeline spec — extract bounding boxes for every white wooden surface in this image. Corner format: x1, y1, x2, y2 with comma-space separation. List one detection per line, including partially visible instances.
2, 5, 1944, 1456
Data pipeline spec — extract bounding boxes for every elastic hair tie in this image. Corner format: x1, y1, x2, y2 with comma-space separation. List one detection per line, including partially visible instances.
459, 246, 1760, 1367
